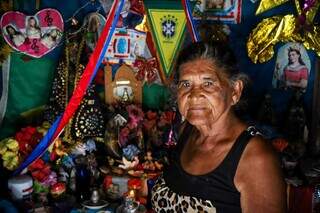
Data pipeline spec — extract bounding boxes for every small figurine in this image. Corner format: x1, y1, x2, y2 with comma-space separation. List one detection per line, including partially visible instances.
119, 156, 140, 170
142, 151, 155, 171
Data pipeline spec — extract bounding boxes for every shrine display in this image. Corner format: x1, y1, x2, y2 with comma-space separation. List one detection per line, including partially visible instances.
0, 0, 319, 211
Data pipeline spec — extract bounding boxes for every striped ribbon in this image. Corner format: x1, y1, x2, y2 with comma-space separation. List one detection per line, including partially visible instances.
14, 0, 125, 175
181, 0, 199, 42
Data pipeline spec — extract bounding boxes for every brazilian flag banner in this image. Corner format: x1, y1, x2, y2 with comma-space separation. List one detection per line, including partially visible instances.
144, 0, 187, 84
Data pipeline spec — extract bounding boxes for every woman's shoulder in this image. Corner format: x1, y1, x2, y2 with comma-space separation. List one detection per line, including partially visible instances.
241, 135, 277, 164
235, 135, 281, 185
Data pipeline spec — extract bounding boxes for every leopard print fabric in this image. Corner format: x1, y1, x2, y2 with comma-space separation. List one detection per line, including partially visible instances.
151, 176, 216, 213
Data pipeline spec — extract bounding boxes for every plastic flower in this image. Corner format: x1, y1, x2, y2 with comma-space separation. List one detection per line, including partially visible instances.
29, 159, 52, 182
85, 139, 97, 153
119, 127, 130, 146
0, 138, 19, 155
0, 138, 20, 170
2, 151, 19, 170
127, 104, 144, 129
15, 126, 42, 156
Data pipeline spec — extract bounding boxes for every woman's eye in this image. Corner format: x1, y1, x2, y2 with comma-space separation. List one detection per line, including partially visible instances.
203, 81, 214, 87
179, 81, 191, 88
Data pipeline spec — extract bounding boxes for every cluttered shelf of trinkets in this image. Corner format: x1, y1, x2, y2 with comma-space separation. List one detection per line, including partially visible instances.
1, 102, 176, 212
2, 0, 320, 212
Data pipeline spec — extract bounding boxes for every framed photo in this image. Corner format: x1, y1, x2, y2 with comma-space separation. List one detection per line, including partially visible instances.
193, 0, 242, 24
272, 42, 311, 93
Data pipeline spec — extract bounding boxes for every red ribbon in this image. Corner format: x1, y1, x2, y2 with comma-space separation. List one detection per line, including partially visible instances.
51, 0, 120, 140
133, 57, 158, 84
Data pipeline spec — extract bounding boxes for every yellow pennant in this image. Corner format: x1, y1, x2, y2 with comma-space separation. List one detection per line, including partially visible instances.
147, 9, 186, 82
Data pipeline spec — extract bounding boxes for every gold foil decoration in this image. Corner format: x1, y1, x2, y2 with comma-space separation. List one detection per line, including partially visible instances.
248, 0, 320, 63
255, 0, 289, 15
248, 15, 298, 63
135, 15, 148, 32
303, 26, 320, 55
305, 1, 320, 23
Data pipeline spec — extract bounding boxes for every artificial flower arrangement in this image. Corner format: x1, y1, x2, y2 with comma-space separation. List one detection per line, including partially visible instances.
118, 104, 176, 150
0, 122, 50, 171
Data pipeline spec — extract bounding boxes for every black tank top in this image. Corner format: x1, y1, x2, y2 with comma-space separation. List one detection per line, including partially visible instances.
162, 125, 259, 213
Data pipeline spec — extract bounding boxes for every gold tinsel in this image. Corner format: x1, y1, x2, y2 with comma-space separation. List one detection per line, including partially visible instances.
255, 0, 289, 15
247, 0, 320, 63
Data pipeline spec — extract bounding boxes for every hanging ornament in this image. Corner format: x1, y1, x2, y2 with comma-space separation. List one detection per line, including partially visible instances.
104, 28, 147, 65
133, 57, 159, 84
0, 9, 64, 58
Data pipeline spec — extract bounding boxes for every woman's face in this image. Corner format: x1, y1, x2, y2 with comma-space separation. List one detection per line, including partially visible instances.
28, 18, 36, 27
7, 27, 15, 35
177, 58, 235, 126
288, 51, 299, 64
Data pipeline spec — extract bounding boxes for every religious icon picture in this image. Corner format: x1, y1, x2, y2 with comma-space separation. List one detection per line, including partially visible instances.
272, 42, 311, 93
83, 12, 106, 52
0, 9, 64, 58
194, 0, 242, 24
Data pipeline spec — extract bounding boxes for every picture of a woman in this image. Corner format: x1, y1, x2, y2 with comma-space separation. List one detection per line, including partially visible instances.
26, 16, 41, 39
5, 25, 25, 47
40, 28, 61, 49
86, 13, 103, 52
283, 47, 308, 91
272, 42, 310, 92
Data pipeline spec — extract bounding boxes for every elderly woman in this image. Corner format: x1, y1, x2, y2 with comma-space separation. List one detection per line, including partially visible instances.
151, 41, 286, 212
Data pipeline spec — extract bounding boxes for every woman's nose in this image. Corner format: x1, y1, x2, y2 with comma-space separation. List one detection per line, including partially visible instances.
188, 86, 203, 100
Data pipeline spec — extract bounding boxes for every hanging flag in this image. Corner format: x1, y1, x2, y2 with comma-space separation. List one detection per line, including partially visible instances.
13, 0, 125, 175
181, 0, 199, 42
144, 0, 187, 84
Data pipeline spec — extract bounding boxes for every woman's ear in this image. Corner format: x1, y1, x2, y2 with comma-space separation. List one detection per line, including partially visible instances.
231, 80, 243, 105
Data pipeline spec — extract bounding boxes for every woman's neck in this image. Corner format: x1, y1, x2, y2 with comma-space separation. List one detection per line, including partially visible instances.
195, 112, 244, 139
290, 61, 300, 67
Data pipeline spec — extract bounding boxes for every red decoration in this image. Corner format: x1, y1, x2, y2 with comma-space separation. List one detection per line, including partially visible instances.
28, 159, 51, 182
15, 126, 42, 156
50, 182, 66, 197
128, 178, 141, 189
272, 138, 289, 152
133, 57, 158, 84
